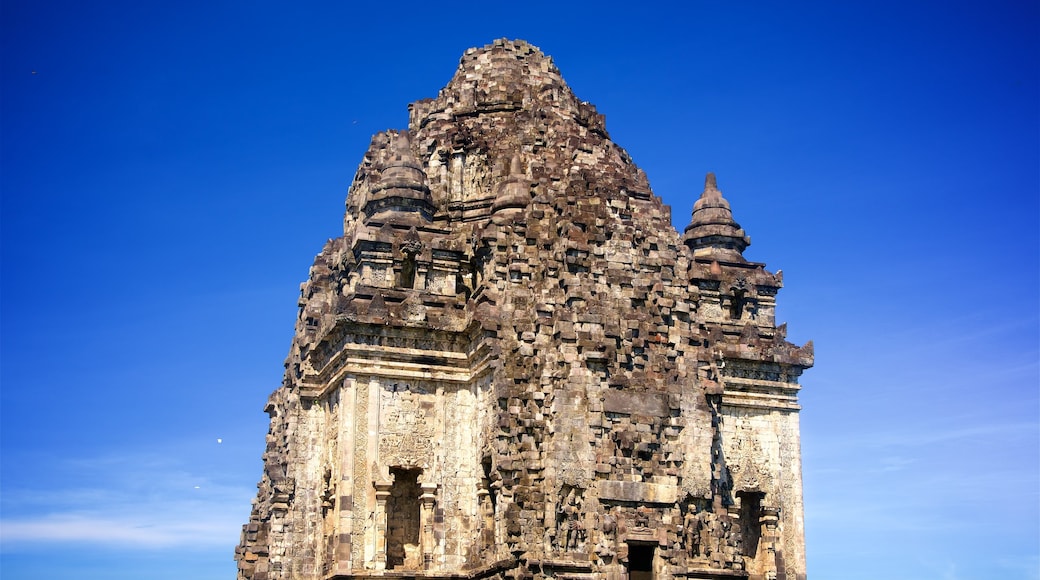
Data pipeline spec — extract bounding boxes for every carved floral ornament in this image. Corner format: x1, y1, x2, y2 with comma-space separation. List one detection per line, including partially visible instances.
729, 426, 773, 493
401, 239, 423, 256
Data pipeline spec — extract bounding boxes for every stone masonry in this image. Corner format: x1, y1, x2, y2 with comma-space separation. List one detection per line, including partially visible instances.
236, 39, 814, 580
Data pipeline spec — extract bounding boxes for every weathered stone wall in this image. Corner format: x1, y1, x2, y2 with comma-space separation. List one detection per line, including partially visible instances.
237, 39, 813, 580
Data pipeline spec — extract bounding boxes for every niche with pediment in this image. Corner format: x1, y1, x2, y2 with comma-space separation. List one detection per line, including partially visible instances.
378, 382, 436, 468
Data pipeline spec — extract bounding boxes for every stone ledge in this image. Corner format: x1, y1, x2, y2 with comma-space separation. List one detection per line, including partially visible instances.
597, 480, 677, 504
327, 557, 515, 580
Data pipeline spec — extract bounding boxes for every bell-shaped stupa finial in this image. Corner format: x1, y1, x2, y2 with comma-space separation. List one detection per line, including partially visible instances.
362, 130, 435, 224
683, 173, 751, 255
491, 154, 529, 221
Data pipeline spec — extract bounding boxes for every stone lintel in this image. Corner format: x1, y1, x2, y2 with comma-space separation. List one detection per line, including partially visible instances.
597, 480, 677, 504
524, 559, 593, 572
329, 557, 515, 580
601, 390, 670, 416
305, 322, 493, 392
721, 376, 802, 412
721, 392, 801, 412
672, 567, 750, 578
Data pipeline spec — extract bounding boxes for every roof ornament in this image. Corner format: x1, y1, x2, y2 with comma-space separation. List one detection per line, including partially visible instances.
491, 154, 529, 223
362, 130, 434, 224
683, 173, 751, 256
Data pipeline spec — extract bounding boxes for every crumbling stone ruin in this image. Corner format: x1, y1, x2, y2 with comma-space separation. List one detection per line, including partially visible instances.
236, 39, 814, 580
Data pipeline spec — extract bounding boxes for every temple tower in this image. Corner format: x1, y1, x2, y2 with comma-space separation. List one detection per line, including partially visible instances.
236, 39, 813, 580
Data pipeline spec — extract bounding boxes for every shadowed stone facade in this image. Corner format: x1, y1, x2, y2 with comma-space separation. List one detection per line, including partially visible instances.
236, 39, 813, 580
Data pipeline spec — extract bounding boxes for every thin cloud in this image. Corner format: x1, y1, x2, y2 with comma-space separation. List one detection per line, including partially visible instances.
1, 511, 238, 548
871, 420, 1036, 448
858, 311, 1038, 352
0, 451, 254, 551
809, 419, 1037, 452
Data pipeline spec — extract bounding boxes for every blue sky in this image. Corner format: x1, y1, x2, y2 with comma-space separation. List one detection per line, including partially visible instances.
2, 1, 1037, 579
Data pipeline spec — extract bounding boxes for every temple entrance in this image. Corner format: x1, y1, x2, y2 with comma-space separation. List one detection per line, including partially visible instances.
386, 467, 421, 569
627, 542, 655, 580
737, 491, 765, 558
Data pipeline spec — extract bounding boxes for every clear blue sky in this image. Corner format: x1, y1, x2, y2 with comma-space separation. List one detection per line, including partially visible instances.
2, 1, 1037, 579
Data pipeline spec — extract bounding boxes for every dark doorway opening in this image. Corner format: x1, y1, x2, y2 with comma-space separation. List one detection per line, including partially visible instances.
627, 542, 655, 580
386, 467, 421, 569
737, 490, 765, 558
399, 255, 417, 289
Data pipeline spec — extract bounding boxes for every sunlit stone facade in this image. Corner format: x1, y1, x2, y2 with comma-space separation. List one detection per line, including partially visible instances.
237, 39, 813, 580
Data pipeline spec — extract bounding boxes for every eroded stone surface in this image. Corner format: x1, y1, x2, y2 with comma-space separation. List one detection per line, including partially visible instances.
236, 38, 813, 580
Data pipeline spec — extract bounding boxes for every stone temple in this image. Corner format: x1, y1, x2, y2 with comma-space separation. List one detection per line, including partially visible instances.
236, 39, 814, 580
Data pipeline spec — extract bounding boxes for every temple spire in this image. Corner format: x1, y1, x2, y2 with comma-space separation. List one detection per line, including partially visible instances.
683, 172, 750, 255
362, 130, 435, 224
490, 154, 529, 223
